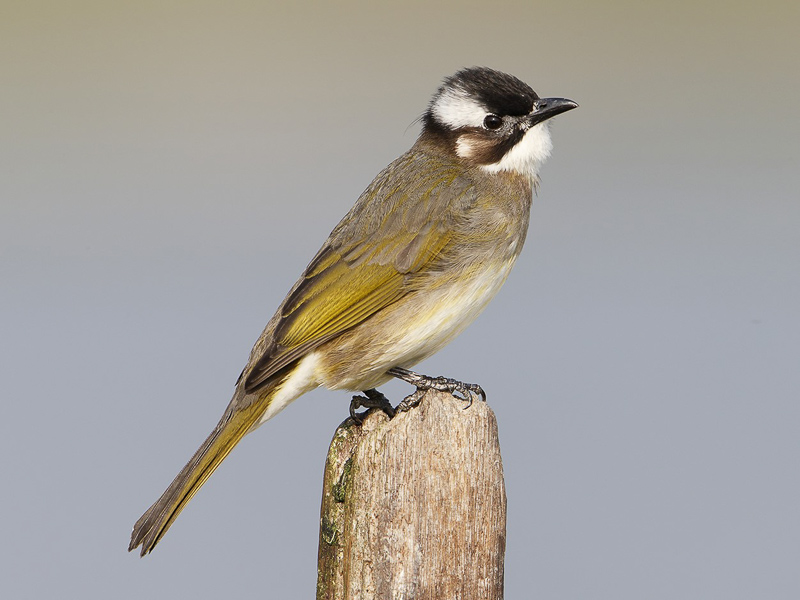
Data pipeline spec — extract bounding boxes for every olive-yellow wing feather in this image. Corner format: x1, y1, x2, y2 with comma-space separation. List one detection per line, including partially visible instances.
244, 152, 474, 392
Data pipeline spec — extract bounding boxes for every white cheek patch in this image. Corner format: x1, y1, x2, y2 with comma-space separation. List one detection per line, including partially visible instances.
431, 87, 489, 129
481, 122, 553, 180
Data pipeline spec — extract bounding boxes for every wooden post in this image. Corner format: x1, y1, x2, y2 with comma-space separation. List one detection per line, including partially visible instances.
317, 389, 507, 600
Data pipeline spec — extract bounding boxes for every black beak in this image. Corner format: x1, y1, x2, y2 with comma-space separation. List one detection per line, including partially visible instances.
528, 97, 578, 127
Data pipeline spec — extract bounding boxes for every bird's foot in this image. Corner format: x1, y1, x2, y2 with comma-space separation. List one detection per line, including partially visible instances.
387, 366, 486, 412
350, 388, 396, 423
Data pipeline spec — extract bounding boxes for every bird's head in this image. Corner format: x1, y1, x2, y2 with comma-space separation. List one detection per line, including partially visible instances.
422, 67, 577, 181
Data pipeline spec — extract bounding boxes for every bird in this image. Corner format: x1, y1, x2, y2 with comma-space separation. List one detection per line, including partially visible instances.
129, 66, 577, 555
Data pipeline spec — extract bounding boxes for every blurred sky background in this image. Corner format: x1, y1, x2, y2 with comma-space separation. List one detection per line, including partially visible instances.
2, 1, 799, 598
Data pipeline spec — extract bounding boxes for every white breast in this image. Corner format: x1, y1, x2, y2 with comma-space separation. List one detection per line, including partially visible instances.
381, 256, 518, 369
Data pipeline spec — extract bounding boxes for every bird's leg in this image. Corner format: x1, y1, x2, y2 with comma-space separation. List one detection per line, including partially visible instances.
387, 366, 486, 412
349, 388, 396, 423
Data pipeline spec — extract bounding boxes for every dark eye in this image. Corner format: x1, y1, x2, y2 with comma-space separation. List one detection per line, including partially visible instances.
483, 114, 503, 130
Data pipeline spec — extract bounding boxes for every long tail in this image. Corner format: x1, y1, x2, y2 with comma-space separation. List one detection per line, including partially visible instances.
128, 392, 272, 556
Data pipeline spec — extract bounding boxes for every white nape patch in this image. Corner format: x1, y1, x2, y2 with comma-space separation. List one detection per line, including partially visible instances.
252, 351, 320, 428
431, 86, 489, 129
482, 122, 553, 180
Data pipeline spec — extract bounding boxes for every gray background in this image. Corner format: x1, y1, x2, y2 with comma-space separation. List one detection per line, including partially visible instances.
2, 1, 798, 598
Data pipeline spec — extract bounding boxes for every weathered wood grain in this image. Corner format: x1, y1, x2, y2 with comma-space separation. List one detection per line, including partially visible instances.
317, 389, 506, 600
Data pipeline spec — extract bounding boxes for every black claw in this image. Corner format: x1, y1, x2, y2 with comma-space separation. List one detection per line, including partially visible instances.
387, 367, 486, 411
395, 389, 426, 413
349, 395, 367, 424
349, 389, 396, 423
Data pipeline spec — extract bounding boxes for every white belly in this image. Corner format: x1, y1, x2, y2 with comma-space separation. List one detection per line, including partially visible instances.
320, 254, 520, 391
389, 259, 516, 366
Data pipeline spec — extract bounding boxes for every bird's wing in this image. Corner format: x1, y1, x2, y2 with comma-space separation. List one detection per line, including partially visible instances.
243, 153, 474, 393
